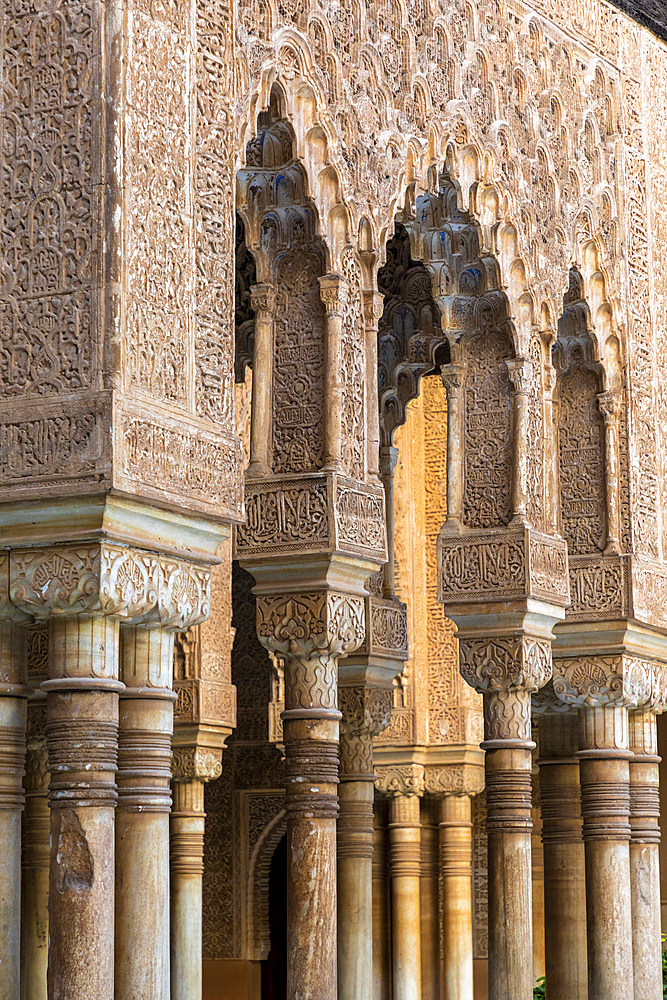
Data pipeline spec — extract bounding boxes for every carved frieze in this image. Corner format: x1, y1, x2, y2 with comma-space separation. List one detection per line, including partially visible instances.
567, 553, 630, 621
237, 474, 386, 563
438, 526, 569, 607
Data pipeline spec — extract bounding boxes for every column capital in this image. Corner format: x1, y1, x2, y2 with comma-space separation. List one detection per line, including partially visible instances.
553, 654, 661, 711
256, 590, 366, 666
459, 633, 552, 696
249, 282, 277, 315
597, 390, 620, 423
318, 272, 348, 316
440, 362, 465, 395
171, 745, 223, 782
424, 762, 484, 797
375, 762, 425, 797
505, 357, 534, 395
7, 543, 211, 629
339, 685, 392, 778
363, 288, 385, 329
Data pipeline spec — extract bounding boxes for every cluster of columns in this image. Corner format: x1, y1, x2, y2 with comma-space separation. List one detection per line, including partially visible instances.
0, 544, 221, 1000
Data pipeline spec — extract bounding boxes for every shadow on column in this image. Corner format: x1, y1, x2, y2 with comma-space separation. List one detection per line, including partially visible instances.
261, 834, 287, 1000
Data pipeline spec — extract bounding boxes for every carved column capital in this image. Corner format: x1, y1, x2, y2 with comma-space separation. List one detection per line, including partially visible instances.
7, 543, 211, 630
339, 685, 392, 778
440, 362, 465, 397
505, 358, 534, 396
256, 590, 366, 672
318, 272, 348, 316
597, 390, 620, 423
552, 654, 656, 711
460, 634, 552, 696
171, 745, 223, 782
379, 444, 399, 478
375, 763, 425, 797
249, 282, 277, 316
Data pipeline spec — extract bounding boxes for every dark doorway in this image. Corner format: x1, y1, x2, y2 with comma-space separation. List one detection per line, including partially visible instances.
261, 833, 287, 1000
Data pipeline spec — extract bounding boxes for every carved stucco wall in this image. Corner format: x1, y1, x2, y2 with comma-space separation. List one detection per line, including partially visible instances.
380, 373, 483, 749
233, 0, 667, 579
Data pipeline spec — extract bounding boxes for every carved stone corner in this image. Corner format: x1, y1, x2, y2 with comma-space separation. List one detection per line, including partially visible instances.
374, 762, 425, 797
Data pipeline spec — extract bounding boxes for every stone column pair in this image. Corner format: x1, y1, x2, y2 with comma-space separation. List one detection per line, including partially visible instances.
552, 654, 665, 1000
3, 543, 210, 1000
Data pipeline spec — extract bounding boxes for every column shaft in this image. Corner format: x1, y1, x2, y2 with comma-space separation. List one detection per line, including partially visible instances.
629, 709, 662, 1000
372, 801, 392, 1000
531, 781, 546, 983
578, 704, 633, 1000
115, 625, 174, 1000
45, 613, 121, 1000
388, 793, 422, 1000
248, 284, 275, 478
21, 701, 49, 1000
171, 779, 206, 1000
439, 795, 474, 1000
539, 714, 587, 1000
0, 622, 28, 1000
483, 690, 534, 1000
420, 798, 440, 1000
338, 777, 374, 1000
284, 659, 339, 1000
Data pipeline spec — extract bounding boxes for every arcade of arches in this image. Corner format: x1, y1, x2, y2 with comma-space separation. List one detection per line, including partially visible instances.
2, 2, 667, 1000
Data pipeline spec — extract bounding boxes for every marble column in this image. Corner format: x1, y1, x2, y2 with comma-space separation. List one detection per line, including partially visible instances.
388, 789, 423, 1000
21, 701, 50, 1000
629, 707, 662, 1000
578, 703, 634, 1000
439, 794, 474, 1000
247, 284, 276, 478
440, 364, 465, 530
506, 359, 533, 525
420, 797, 440, 1000
319, 273, 346, 473
459, 634, 550, 1000
115, 624, 175, 1000
530, 766, 546, 983
338, 686, 391, 1000
257, 590, 366, 1000
537, 707, 587, 1000
170, 755, 222, 1000
45, 613, 122, 1000
372, 800, 392, 1000
0, 617, 29, 1000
